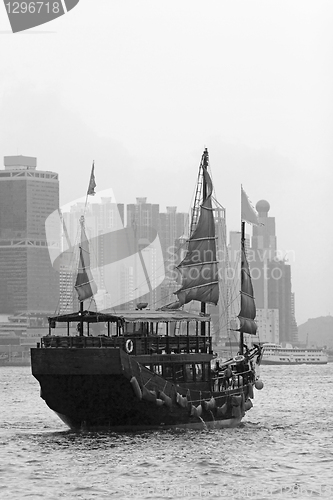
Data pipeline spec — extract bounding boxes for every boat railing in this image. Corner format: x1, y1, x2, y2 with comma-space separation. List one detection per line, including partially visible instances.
39, 334, 213, 355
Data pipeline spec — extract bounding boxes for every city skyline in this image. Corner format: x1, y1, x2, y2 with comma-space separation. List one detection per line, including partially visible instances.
0, 153, 323, 329
1, 1, 332, 325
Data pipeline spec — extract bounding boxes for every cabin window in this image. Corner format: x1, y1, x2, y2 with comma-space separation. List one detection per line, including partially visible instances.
153, 364, 162, 376
195, 364, 203, 381
125, 323, 148, 335
185, 363, 194, 381
203, 362, 210, 381
175, 365, 185, 381
163, 364, 173, 380
126, 323, 135, 334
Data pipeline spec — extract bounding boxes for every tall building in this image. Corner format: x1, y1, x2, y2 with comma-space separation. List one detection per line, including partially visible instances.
126, 198, 160, 308
60, 197, 125, 313
0, 156, 59, 314
127, 197, 159, 240
126, 199, 190, 309
250, 199, 298, 345
252, 200, 277, 255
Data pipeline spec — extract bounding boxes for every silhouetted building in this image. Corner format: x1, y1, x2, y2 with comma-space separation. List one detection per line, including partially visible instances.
250, 200, 298, 344
0, 156, 59, 314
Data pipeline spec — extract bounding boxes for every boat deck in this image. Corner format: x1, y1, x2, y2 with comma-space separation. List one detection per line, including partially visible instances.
39, 334, 213, 356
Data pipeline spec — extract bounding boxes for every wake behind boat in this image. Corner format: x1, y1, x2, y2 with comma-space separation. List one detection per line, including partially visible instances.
31, 149, 264, 431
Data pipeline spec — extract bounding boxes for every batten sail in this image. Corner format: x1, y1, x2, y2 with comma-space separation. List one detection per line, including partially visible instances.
238, 240, 257, 335
175, 149, 219, 306
237, 186, 260, 336
74, 216, 98, 302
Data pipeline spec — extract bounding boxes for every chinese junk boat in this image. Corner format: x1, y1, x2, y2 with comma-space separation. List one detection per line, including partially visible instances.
31, 150, 263, 431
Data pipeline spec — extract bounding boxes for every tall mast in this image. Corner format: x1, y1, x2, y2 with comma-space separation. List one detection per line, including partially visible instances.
201, 148, 209, 335
239, 221, 245, 354
169, 147, 219, 312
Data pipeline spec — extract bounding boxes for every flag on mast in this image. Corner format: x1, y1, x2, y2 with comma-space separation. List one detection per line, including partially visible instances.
87, 162, 96, 196
241, 186, 260, 225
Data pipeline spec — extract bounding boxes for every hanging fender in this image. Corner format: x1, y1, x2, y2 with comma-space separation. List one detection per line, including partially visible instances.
130, 376, 142, 400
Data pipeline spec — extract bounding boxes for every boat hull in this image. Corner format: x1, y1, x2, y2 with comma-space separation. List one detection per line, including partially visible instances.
31, 346, 249, 431
55, 410, 242, 431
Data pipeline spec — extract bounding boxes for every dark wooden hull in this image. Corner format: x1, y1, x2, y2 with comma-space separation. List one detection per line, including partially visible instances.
31, 347, 250, 431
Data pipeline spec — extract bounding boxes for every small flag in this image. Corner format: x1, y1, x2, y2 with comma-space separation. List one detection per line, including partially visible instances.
87, 162, 96, 196
241, 186, 261, 225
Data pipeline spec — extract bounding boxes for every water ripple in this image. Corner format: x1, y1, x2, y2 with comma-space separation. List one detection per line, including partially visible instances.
0, 365, 333, 499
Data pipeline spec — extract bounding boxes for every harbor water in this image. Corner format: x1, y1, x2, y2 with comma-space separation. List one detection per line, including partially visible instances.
1, 364, 333, 500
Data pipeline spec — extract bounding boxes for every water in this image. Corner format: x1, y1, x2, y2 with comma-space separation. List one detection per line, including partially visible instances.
1, 364, 333, 500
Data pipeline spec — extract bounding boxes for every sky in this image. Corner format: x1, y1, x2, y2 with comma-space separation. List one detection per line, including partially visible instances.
0, 0, 332, 325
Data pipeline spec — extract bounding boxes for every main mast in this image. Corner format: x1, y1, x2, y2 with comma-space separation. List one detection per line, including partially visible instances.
164, 148, 219, 313
239, 221, 246, 354
201, 149, 209, 335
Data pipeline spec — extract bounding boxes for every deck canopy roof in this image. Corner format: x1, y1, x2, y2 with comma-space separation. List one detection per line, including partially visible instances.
49, 309, 211, 324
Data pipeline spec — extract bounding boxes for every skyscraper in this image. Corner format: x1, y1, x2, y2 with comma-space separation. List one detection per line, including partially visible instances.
0, 156, 59, 314
250, 199, 298, 345
60, 197, 125, 313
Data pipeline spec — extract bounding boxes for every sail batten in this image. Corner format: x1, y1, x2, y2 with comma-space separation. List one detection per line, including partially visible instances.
174, 149, 219, 307
237, 218, 257, 335
74, 217, 98, 302
180, 261, 218, 268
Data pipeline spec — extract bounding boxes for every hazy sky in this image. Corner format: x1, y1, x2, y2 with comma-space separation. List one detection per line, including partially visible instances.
1, 1, 332, 325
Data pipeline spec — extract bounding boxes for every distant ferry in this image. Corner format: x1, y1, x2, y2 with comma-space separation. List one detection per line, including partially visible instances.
262, 343, 328, 365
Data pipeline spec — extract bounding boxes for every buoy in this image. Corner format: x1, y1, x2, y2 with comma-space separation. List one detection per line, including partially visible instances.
125, 339, 134, 354
130, 376, 142, 400
255, 379, 264, 390
244, 399, 253, 411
